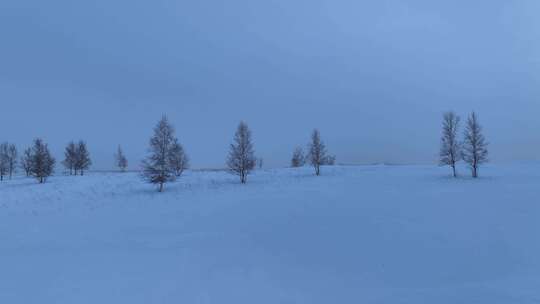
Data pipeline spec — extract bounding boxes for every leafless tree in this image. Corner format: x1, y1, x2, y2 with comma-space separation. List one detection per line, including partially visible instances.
308, 129, 327, 176
462, 112, 488, 178
62, 141, 77, 175
142, 116, 177, 192
227, 121, 256, 184
115, 145, 128, 172
291, 147, 305, 167
439, 111, 461, 177
6, 144, 17, 179
169, 138, 189, 177
0, 143, 16, 180
29, 138, 55, 183
20, 147, 33, 177
75, 141, 91, 176
0, 143, 8, 181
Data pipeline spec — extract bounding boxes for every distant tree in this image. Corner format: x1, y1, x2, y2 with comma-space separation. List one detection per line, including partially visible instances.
227, 121, 256, 184
142, 116, 177, 192
62, 141, 77, 175
291, 147, 305, 167
29, 138, 55, 183
0, 143, 8, 181
439, 111, 461, 177
169, 139, 189, 177
115, 145, 128, 172
75, 141, 91, 176
322, 154, 336, 166
20, 147, 33, 177
308, 129, 327, 176
257, 158, 264, 169
462, 112, 488, 178
6, 144, 17, 179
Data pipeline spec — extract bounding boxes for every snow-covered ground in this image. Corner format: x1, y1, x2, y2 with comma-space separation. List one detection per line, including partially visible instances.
1, 164, 539, 303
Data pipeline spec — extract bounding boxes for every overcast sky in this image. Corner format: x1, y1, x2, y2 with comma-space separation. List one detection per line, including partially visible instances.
1, 0, 539, 169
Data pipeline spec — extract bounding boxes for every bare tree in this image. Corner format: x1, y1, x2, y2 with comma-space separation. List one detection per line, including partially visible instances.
0, 143, 8, 181
20, 147, 33, 177
308, 129, 327, 176
75, 141, 91, 176
6, 144, 17, 179
439, 111, 461, 177
291, 147, 305, 167
62, 141, 77, 175
142, 116, 177, 192
462, 112, 488, 178
29, 138, 55, 183
115, 145, 128, 172
169, 138, 189, 177
227, 121, 256, 184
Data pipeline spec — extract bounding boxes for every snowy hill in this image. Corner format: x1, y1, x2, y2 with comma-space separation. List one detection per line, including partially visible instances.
1, 164, 539, 303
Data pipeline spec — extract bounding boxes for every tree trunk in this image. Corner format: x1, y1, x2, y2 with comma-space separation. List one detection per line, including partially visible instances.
159, 182, 164, 192
452, 164, 456, 178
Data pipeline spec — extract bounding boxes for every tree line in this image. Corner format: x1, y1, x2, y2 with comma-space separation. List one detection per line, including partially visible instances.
0, 139, 129, 183
0, 139, 102, 183
0, 139, 55, 183
1, 111, 490, 190
0, 116, 333, 190
141, 117, 334, 192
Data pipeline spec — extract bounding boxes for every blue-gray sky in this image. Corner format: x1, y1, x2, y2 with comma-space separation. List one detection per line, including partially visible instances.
1, 0, 539, 169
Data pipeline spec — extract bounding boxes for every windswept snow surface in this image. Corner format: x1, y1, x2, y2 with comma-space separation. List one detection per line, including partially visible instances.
1, 164, 539, 303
